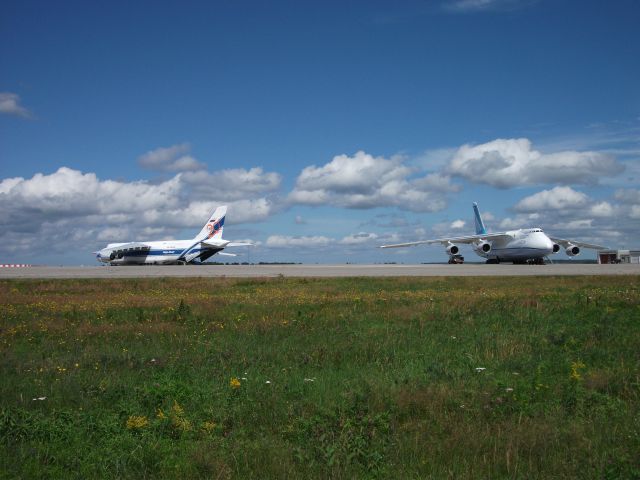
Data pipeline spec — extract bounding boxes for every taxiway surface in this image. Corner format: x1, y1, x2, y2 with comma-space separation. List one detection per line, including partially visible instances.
0, 264, 637, 279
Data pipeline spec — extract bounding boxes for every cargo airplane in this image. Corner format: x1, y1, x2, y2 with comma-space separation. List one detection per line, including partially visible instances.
95, 206, 251, 265
380, 202, 606, 264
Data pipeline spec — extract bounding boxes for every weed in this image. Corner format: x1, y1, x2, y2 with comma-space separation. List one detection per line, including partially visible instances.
0, 276, 638, 478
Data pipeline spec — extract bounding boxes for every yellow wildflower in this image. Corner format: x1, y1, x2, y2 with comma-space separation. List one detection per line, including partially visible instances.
230, 377, 241, 389
201, 421, 217, 433
126, 415, 149, 430
172, 400, 184, 416
570, 361, 585, 381
172, 415, 192, 432
156, 408, 166, 420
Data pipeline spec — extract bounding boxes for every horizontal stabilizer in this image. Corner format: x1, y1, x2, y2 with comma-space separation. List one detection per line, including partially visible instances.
201, 238, 229, 248
226, 242, 253, 247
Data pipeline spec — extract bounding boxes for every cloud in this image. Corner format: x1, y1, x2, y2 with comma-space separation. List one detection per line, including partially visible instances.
138, 143, 206, 172
589, 202, 615, 218
443, 0, 538, 13
290, 151, 459, 212
450, 219, 466, 229
0, 166, 280, 255
614, 188, 640, 205
265, 231, 398, 250
265, 235, 332, 248
0, 167, 181, 229
513, 186, 589, 212
0, 92, 32, 118
449, 138, 623, 188
494, 188, 639, 248
182, 167, 281, 200
339, 232, 379, 245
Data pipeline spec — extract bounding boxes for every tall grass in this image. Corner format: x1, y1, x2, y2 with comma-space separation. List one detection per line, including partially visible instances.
1, 276, 639, 478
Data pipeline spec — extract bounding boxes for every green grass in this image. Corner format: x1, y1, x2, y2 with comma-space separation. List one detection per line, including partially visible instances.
1, 276, 639, 479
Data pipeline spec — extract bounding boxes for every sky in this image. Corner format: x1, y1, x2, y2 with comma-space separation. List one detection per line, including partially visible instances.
1, 0, 639, 265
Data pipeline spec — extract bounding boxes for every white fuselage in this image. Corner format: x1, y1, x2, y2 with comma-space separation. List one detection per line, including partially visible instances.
96, 239, 215, 265
475, 229, 555, 261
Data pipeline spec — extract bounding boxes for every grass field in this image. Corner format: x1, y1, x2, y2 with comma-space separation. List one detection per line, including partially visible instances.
1, 276, 639, 479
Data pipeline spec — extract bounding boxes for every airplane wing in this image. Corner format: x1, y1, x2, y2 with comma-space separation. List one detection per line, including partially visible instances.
548, 237, 607, 250
380, 232, 513, 248
226, 242, 253, 247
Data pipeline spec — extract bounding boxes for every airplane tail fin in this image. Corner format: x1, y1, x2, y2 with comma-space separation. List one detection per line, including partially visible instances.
473, 202, 487, 235
195, 206, 227, 241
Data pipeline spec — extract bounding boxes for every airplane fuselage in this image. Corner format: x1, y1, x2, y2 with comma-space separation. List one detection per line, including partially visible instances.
96, 240, 221, 265
475, 229, 555, 262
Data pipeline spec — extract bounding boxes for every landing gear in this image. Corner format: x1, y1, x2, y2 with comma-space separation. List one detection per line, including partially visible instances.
514, 258, 546, 265
486, 257, 500, 264
448, 254, 464, 264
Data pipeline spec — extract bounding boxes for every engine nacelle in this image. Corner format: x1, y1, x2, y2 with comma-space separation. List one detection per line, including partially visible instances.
473, 240, 491, 254
565, 244, 580, 256
446, 243, 460, 256
552, 243, 561, 253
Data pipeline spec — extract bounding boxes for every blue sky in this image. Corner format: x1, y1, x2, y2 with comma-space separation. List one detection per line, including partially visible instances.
1, 0, 639, 264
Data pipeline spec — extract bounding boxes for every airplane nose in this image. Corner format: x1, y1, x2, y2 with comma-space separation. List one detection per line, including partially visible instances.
541, 236, 555, 254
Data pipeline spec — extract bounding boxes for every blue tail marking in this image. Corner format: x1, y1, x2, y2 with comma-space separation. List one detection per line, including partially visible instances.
473, 202, 487, 235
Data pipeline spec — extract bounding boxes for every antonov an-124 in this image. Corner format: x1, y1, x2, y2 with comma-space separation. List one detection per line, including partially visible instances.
380, 202, 607, 264
95, 206, 251, 265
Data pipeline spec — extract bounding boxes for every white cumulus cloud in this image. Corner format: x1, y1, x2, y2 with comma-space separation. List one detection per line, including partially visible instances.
0, 165, 280, 255
0, 92, 32, 118
495, 188, 639, 248
514, 186, 590, 212
449, 138, 623, 188
182, 167, 281, 200
265, 235, 332, 248
290, 151, 459, 212
339, 232, 380, 245
138, 143, 206, 172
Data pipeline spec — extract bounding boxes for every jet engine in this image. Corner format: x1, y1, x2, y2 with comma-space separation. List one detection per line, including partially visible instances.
565, 244, 580, 256
446, 243, 460, 256
473, 240, 491, 254
552, 243, 561, 253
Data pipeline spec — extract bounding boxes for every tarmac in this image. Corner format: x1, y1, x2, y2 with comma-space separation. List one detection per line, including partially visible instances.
0, 263, 638, 279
